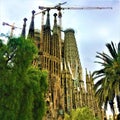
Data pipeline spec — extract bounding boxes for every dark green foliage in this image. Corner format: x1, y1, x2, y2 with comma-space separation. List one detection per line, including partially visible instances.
0, 37, 48, 120
27, 67, 48, 120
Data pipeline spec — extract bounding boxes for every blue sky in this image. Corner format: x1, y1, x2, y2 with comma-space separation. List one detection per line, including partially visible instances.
0, 0, 120, 73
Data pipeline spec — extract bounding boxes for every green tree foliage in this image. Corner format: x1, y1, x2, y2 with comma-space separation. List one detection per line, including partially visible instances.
0, 37, 48, 120
93, 41, 120, 119
64, 107, 100, 120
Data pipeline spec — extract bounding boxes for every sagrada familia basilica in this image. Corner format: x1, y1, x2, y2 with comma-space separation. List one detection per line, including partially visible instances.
20, 8, 102, 120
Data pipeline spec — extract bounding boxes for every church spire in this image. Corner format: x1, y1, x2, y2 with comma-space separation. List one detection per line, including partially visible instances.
54, 13, 57, 26
45, 8, 50, 28
52, 13, 58, 34
21, 18, 27, 38
28, 10, 35, 38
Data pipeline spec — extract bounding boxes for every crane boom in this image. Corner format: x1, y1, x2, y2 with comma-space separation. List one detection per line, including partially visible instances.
3, 22, 15, 29
34, 2, 112, 35
59, 6, 112, 10
2, 22, 22, 37
35, 2, 67, 16
38, 5, 112, 28
38, 6, 112, 10
2, 22, 22, 29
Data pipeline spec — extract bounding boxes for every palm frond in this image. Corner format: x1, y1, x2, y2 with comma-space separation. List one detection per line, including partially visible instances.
94, 81, 102, 91
109, 100, 115, 113
118, 42, 120, 53
93, 68, 105, 76
94, 61, 107, 66
106, 42, 117, 59
116, 95, 120, 112
92, 74, 105, 80
104, 97, 108, 110
96, 52, 113, 65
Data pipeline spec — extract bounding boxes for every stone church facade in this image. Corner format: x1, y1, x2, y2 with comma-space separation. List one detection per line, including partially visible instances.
22, 9, 101, 120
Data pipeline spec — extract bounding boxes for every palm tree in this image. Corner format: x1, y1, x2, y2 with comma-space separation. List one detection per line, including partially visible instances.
93, 41, 120, 119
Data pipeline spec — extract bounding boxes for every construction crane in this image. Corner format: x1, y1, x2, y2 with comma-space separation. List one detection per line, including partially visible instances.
34, 2, 112, 59
2, 22, 22, 37
33, 2, 67, 29
37, 2, 112, 28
